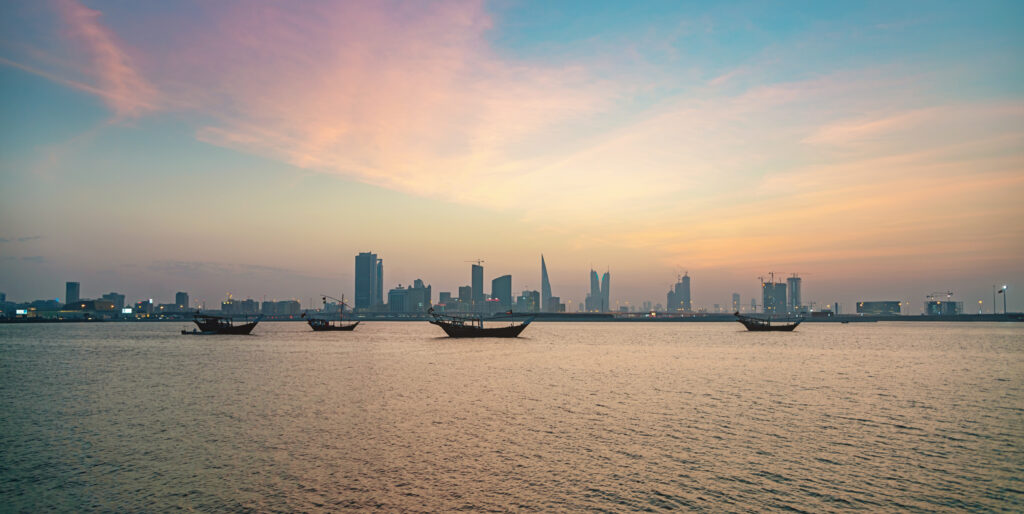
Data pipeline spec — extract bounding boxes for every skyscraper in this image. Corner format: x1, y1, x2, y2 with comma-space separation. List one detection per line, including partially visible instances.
354, 252, 381, 311
65, 281, 80, 305
761, 280, 787, 315
375, 259, 384, 306
492, 275, 512, 309
586, 269, 601, 311
786, 275, 802, 313
680, 273, 690, 311
540, 255, 552, 312
175, 292, 189, 311
600, 270, 611, 312
666, 274, 691, 312
732, 293, 741, 313
471, 264, 484, 310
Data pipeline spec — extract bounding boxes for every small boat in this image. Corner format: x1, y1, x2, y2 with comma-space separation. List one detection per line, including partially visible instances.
304, 317, 360, 331
183, 313, 262, 335
734, 311, 801, 332
428, 308, 532, 338
303, 295, 360, 331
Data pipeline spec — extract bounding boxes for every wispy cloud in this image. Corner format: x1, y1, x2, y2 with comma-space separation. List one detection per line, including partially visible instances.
52, 0, 159, 118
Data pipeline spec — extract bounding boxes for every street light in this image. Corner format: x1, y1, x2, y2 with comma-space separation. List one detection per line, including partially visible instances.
999, 285, 1008, 315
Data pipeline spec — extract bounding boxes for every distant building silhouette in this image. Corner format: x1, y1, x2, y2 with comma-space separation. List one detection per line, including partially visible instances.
261, 300, 300, 316
492, 275, 512, 309
355, 252, 382, 311
761, 279, 787, 315
388, 280, 431, 313
437, 291, 453, 310
786, 275, 802, 313
375, 260, 384, 306
585, 270, 601, 311
516, 290, 541, 313
732, 293, 741, 312
857, 301, 902, 315
65, 281, 80, 305
541, 255, 552, 312
175, 292, 189, 311
601, 271, 610, 312
410, 279, 432, 312
101, 292, 126, 310
387, 285, 408, 313
667, 273, 691, 312
471, 264, 484, 310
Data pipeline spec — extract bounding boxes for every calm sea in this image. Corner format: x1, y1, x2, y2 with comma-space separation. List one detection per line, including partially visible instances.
1, 321, 1021, 511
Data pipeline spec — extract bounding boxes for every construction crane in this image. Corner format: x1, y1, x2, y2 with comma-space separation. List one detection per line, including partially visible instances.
465, 258, 485, 266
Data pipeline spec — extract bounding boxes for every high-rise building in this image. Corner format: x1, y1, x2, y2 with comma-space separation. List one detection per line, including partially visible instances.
175, 292, 189, 311
375, 259, 384, 306
516, 290, 541, 313
585, 269, 601, 311
438, 292, 453, 307
354, 252, 381, 311
388, 286, 408, 313
408, 279, 432, 312
471, 264, 484, 309
666, 274, 691, 312
732, 293, 741, 313
601, 271, 611, 312
458, 286, 472, 303
492, 275, 512, 309
541, 255, 552, 312
65, 281, 80, 305
761, 280, 787, 315
786, 275, 802, 313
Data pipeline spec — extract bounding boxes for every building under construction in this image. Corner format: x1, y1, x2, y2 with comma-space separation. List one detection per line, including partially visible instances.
925, 291, 962, 316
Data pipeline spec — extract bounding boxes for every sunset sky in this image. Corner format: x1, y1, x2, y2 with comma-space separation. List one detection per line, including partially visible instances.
1, 0, 1022, 312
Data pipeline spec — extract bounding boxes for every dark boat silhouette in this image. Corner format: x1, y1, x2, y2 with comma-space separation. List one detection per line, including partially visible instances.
182, 313, 262, 335
303, 295, 360, 331
734, 311, 801, 332
428, 308, 532, 338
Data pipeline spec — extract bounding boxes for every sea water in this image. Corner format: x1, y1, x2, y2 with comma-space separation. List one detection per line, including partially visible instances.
1, 321, 1021, 511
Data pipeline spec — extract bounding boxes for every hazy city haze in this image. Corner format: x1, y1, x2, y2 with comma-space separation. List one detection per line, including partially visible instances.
1, 1, 1022, 311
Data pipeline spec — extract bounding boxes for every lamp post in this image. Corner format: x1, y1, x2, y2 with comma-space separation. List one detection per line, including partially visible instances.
1001, 285, 1008, 315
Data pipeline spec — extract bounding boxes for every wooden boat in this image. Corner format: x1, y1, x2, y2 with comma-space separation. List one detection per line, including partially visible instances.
734, 311, 801, 332
303, 295, 360, 331
428, 308, 532, 338
304, 316, 360, 331
182, 313, 262, 335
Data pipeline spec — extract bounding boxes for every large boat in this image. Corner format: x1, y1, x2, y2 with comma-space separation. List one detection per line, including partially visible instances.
734, 311, 801, 332
428, 308, 532, 338
303, 295, 360, 332
182, 313, 262, 335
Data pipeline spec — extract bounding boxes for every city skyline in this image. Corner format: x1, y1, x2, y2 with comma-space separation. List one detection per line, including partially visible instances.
3, 253, 1018, 316
1, 1, 1022, 311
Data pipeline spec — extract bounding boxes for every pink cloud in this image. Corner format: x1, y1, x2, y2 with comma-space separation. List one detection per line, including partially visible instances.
53, 0, 158, 118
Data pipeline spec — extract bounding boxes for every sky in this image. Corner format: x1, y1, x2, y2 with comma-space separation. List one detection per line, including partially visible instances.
0, 0, 1022, 313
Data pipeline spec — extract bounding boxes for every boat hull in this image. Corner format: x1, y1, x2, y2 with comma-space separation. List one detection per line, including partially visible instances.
192, 319, 259, 335
308, 320, 360, 331
736, 320, 801, 331
734, 312, 801, 332
430, 320, 530, 338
